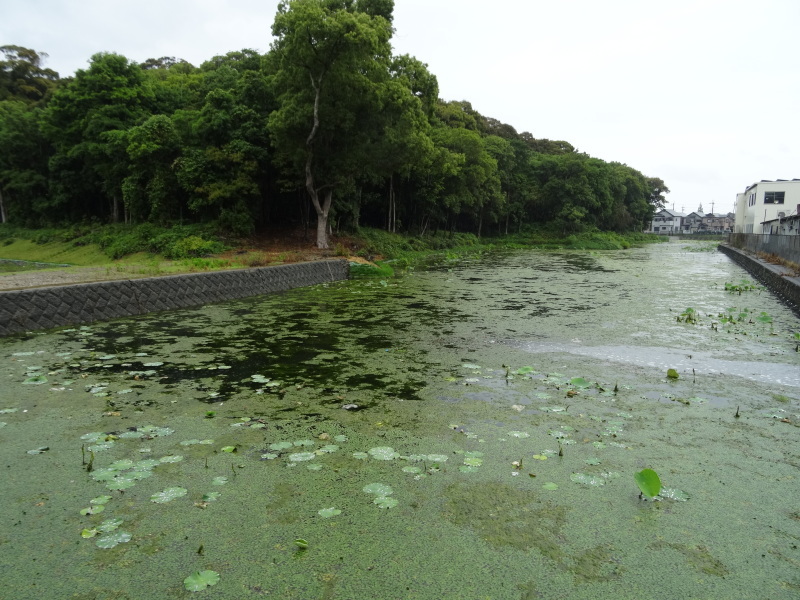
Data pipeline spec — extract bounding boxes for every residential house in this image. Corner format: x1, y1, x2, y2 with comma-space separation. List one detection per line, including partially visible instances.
734, 179, 800, 233
648, 209, 686, 234
683, 211, 705, 233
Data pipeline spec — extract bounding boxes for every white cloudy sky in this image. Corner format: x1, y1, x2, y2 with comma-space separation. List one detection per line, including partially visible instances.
4, 0, 799, 215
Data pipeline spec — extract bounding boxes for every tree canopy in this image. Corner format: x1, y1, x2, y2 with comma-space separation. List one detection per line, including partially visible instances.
0, 11, 667, 238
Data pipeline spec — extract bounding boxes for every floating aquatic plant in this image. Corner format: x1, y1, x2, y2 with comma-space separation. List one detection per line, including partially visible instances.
159, 455, 184, 463
96, 531, 132, 549
293, 439, 315, 447
202, 492, 221, 502
184, 570, 220, 592
269, 441, 293, 451
334, 435, 348, 443
220, 446, 237, 453
150, 487, 188, 503
288, 452, 315, 462
211, 477, 227, 486
352, 452, 369, 460
363, 483, 393, 496
368, 447, 400, 460
570, 472, 606, 487
542, 482, 559, 490
509, 431, 530, 438
97, 518, 123, 533
318, 444, 339, 453
426, 454, 448, 463
23, 375, 48, 385
660, 487, 689, 501
514, 366, 535, 375
569, 377, 592, 389
373, 496, 398, 508
634, 468, 662, 498
26, 446, 49, 455
106, 478, 136, 491
402, 466, 422, 474
306, 463, 323, 471
666, 369, 679, 380
318, 507, 341, 518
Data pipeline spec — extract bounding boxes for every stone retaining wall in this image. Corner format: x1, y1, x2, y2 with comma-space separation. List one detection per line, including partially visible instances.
0, 259, 349, 336
718, 244, 800, 313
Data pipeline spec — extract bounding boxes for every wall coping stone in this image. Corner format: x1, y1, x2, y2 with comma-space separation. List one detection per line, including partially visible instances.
0, 259, 349, 337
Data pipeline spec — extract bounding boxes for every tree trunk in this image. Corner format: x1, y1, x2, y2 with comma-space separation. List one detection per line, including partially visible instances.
0, 188, 7, 223
112, 194, 120, 223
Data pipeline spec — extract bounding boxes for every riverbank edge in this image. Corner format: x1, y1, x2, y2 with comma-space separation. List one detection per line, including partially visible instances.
0, 259, 349, 337
718, 243, 800, 313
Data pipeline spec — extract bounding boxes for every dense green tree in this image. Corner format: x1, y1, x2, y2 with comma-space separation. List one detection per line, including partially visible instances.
269, 0, 396, 248
42, 53, 153, 221
0, 45, 60, 105
0, 101, 51, 222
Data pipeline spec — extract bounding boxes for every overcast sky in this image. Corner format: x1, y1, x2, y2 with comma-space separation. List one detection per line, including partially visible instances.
4, 0, 799, 215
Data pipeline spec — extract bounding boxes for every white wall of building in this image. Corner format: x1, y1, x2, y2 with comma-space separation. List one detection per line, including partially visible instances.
736, 180, 800, 234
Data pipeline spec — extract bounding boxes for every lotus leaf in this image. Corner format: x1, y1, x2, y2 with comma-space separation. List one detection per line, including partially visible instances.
318, 507, 341, 518
459, 466, 479, 473
140, 425, 174, 437
288, 452, 315, 462
80, 432, 103, 441
462, 363, 481, 369
133, 459, 160, 471
293, 439, 315, 447
585, 458, 601, 465
26, 446, 49, 454
269, 441, 293, 451
319, 444, 339, 453
184, 570, 220, 592
352, 452, 369, 460
402, 466, 422, 474
98, 518, 123, 532
363, 483, 393, 496
106, 478, 136, 491
118, 431, 144, 439
659, 487, 689, 501
220, 446, 237, 453
514, 366, 535, 375
570, 377, 591, 388
81, 528, 98, 538
542, 482, 559, 490
306, 464, 323, 470
463, 457, 483, 467
212, 477, 228, 486
260, 453, 278, 460
96, 531, 132, 549
570, 472, 606, 487
159, 455, 184, 463
368, 447, 400, 460
109, 459, 134, 471
80, 505, 104, 515
426, 454, 448, 463
23, 375, 48, 385
634, 468, 662, 498
509, 431, 530, 438
150, 487, 188, 503
90, 495, 112, 505
334, 435, 348, 442
88, 442, 115, 452
373, 496, 398, 508
202, 492, 221, 502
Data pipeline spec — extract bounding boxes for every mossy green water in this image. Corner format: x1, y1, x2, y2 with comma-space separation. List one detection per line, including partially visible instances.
1, 239, 799, 599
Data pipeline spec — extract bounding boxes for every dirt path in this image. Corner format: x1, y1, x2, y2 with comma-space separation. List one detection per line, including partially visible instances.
0, 266, 171, 291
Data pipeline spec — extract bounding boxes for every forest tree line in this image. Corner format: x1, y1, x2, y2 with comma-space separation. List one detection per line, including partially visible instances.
0, 0, 668, 248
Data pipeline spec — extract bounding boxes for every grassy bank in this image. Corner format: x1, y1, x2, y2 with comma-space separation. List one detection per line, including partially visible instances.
0, 223, 666, 278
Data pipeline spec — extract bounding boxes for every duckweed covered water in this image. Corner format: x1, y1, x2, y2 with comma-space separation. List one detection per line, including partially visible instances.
1, 239, 799, 599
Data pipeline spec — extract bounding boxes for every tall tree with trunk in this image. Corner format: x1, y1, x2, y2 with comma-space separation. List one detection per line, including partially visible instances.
268, 0, 394, 248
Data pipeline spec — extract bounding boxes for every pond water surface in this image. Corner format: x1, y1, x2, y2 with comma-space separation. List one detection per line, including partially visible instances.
1, 239, 799, 599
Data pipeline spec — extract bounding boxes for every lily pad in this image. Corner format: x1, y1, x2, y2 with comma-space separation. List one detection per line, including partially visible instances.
288, 452, 316, 462
569, 377, 592, 388
22, 375, 48, 385
634, 468, 662, 498
318, 507, 342, 518
106, 478, 136, 491
158, 455, 184, 463
570, 472, 606, 487
97, 518, 124, 532
514, 366, 535, 375
184, 570, 220, 592
293, 439, 315, 447
96, 531, 132, 549
509, 431, 530, 438
373, 496, 398, 508
660, 487, 689, 501
402, 466, 422, 474
352, 452, 369, 460
463, 457, 483, 467
150, 487, 188, 503
269, 441, 293, 451
368, 446, 400, 461
211, 476, 228, 486
542, 482, 559, 490
90, 495, 112, 505
363, 483, 393, 496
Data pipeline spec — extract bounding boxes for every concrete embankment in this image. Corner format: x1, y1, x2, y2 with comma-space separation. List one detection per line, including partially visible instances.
718, 244, 800, 313
0, 259, 349, 336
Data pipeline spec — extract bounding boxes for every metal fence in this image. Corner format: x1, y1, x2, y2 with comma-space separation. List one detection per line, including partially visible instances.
727, 233, 800, 265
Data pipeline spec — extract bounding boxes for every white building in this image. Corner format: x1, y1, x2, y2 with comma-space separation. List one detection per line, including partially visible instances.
734, 179, 800, 233
648, 209, 686, 234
